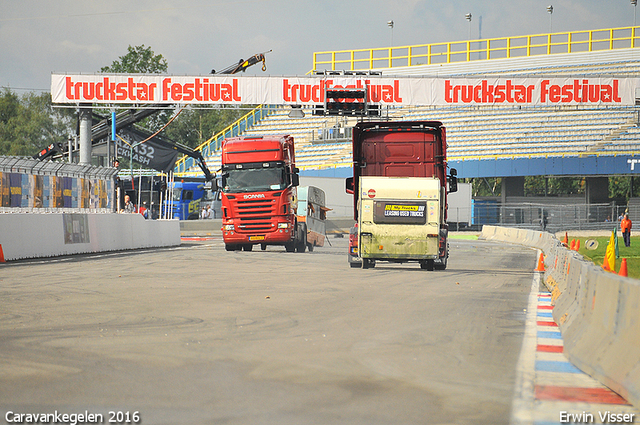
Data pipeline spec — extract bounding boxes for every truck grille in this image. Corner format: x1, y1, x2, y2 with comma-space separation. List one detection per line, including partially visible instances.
234, 198, 277, 232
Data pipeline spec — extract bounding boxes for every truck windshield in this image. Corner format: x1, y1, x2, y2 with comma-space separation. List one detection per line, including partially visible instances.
223, 164, 287, 193
171, 189, 182, 201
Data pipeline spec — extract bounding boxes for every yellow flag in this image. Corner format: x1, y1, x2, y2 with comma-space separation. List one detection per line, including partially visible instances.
606, 231, 616, 272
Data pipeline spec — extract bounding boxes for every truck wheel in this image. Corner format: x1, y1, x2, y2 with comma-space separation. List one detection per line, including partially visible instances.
307, 242, 314, 252
296, 240, 306, 253
285, 242, 295, 252
242, 244, 253, 252
225, 244, 238, 251
420, 259, 435, 271
362, 259, 375, 269
260, 244, 267, 251
350, 261, 362, 268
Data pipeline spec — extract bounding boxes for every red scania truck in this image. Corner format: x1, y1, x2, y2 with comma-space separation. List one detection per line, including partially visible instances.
220, 135, 307, 252
346, 121, 457, 270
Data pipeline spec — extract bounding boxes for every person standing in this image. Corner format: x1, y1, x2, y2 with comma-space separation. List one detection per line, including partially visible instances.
123, 194, 135, 213
621, 213, 632, 247
201, 205, 212, 219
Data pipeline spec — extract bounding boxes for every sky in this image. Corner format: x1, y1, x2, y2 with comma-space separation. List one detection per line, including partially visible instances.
0, 0, 638, 93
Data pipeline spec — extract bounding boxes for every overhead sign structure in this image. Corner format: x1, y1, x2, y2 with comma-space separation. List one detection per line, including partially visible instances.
51, 74, 640, 107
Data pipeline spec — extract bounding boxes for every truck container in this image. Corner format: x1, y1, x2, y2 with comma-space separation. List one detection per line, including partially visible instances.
297, 186, 330, 251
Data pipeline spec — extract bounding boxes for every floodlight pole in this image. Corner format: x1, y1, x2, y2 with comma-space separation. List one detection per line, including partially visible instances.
465, 13, 472, 40
632, 0, 638, 26
547, 5, 553, 33
388, 20, 394, 47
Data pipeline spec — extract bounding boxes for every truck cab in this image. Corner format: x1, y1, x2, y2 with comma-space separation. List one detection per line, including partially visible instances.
164, 180, 205, 220
220, 135, 305, 252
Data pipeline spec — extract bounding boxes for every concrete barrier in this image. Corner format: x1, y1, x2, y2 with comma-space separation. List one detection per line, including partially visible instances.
480, 225, 640, 409
0, 213, 180, 261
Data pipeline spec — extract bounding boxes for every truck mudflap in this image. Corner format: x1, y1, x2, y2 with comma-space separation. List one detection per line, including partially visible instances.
434, 229, 449, 271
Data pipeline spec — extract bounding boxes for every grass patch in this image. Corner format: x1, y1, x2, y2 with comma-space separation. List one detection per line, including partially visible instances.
573, 236, 640, 279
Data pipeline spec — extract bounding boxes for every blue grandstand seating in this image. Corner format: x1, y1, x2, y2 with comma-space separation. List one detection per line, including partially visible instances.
178, 47, 640, 177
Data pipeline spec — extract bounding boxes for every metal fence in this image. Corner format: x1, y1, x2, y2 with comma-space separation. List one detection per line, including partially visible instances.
0, 157, 118, 214
448, 201, 629, 232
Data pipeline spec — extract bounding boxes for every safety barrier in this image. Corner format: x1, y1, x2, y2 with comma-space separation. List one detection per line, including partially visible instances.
0, 212, 180, 261
480, 225, 640, 409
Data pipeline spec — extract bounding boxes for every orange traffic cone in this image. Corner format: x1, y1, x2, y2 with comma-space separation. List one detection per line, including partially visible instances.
602, 254, 611, 271
563, 232, 568, 245
570, 239, 575, 250
619, 258, 628, 277
575, 239, 580, 251
0, 244, 4, 263
536, 253, 545, 271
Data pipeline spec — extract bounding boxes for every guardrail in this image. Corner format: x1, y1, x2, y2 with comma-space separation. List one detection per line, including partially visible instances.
0, 157, 117, 213
313, 25, 640, 71
481, 225, 640, 409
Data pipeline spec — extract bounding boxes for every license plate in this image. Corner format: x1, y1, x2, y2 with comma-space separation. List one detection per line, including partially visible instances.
249, 235, 265, 241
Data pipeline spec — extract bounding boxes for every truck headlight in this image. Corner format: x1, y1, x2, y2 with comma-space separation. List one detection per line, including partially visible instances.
277, 223, 289, 229
224, 224, 235, 231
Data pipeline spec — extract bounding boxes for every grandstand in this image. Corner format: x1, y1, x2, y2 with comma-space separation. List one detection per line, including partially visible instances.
175, 25, 640, 181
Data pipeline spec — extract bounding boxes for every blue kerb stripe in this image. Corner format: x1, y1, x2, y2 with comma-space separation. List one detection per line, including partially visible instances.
536, 360, 582, 374
538, 331, 562, 339
537, 312, 553, 318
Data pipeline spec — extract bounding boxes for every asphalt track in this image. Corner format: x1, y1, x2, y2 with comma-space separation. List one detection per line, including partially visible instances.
0, 236, 536, 425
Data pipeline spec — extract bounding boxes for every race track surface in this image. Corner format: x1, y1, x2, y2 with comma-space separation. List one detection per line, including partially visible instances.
0, 236, 536, 425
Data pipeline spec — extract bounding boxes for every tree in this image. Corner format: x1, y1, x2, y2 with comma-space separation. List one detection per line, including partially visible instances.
99, 45, 247, 150
0, 89, 74, 156
100, 45, 168, 74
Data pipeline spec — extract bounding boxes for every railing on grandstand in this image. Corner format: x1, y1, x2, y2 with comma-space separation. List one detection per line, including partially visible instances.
173, 105, 274, 175
313, 25, 640, 71
314, 125, 353, 142
449, 201, 630, 232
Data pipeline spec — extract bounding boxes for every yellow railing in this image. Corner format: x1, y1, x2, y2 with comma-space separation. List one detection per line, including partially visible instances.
174, 105, 272, 174
313, 25, 640, 71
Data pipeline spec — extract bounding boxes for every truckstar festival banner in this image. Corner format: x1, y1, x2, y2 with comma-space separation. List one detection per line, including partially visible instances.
51, 74, 640, 106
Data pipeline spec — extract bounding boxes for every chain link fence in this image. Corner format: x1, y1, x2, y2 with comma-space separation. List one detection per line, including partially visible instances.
448, 201, 628, 232
0, 157, 118, 213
